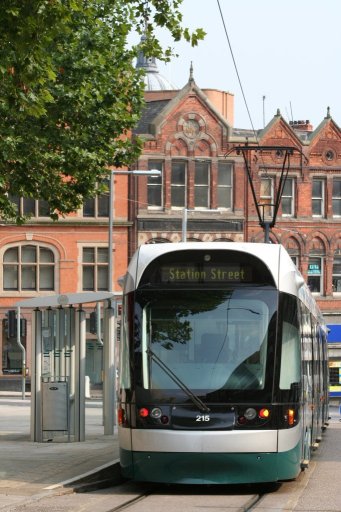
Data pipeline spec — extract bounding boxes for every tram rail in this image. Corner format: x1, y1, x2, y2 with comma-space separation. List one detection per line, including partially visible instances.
92, 480, 281, 512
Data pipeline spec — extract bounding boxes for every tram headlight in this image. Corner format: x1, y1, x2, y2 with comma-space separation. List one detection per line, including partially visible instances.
150, 407, 162, 419
244, 408, 257, 420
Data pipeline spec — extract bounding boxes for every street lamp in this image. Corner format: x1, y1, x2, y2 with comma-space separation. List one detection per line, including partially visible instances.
103, 168, 161, 435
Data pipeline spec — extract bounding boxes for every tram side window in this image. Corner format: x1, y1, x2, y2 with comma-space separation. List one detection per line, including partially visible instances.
300, 304, 313, 397
279, 294, 301, 389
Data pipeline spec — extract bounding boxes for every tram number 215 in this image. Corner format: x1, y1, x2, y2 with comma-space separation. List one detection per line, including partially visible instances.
196, 414, 211, 422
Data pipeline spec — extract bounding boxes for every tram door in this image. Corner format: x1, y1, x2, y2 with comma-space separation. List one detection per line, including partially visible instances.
300, 305, 314, 460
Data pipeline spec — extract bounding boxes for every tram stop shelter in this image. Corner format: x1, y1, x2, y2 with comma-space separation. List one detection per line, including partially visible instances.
16, 292, 117, 442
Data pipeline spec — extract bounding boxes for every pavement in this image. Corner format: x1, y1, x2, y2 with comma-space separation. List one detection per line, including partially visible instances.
1, 393, 341, 512
0, 393, 120, 510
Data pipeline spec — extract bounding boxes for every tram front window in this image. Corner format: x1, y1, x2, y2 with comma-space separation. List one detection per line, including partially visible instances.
138, 289, 276, 395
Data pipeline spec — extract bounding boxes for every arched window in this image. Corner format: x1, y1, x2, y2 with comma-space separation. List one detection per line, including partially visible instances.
3, 245, 55, 291
307, 237, 325, 295
285, 237, 300, 268
333, 239, 341, 293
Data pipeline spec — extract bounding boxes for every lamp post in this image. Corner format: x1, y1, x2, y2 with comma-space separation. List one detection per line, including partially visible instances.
103, 168, 161, 435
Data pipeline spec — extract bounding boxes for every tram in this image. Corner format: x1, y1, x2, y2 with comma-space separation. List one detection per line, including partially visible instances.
118, 242, 329, 484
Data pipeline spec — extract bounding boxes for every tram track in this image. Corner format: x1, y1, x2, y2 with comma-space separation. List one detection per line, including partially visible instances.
243, 494, 263, 511
103, 492, 264, 512
94, 481, 277, 512
104, 489, 154, 512
13, 477, 300, 512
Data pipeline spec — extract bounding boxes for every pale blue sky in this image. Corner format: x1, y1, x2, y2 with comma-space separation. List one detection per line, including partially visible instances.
151, 0, 341, 131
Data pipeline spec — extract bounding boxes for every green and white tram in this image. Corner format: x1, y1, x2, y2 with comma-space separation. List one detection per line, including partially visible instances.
118, 242, 329, 484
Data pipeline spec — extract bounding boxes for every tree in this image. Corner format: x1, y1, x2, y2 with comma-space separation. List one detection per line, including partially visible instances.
0, 0, 205, 223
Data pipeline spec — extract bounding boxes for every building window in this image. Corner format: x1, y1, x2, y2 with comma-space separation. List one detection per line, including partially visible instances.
171, 161, 186, 208
291, 256, 298, 267
217, 162, 233, 209
281, 178, 294, 216
307, 257, 322, 294
329, 365, 341, 386
83, 181, 110, 217
194, 161, 210, 209
333, 257, 341, 293
3, 245, 55, 291
82, 247, 108, 291
148, 161, 163, 209
285, 237, 300, 270
312, 179, 325, 217
325, 149, 335, 161
259, 177, 274, 218
9, 197, 51, 218
333, 178, 341, 217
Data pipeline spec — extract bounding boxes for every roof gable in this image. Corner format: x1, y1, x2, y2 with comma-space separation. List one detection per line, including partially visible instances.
140, 77, 232, 138
308, 110, 341, 165
259, 110, 303, 149
309, 113, 341, 146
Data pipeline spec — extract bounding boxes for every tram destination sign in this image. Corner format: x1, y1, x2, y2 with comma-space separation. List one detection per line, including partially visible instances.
160, 264, 252, 283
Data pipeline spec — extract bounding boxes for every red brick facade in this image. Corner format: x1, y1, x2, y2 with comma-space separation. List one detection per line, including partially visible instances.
132, 80, 341, 320
0, 175, 130, 384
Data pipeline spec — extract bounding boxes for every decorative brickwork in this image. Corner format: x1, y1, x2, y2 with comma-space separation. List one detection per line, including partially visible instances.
132, 77, 341, 318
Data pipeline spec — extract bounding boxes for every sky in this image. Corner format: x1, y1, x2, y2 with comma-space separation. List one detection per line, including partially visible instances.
148, 0, 341, 131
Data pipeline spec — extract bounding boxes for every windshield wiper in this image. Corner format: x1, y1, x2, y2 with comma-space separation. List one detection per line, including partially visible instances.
146, 348, 210, 413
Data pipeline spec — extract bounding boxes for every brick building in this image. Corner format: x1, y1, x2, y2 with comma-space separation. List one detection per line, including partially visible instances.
0, 174, 130, 388
132, 68, 341, 315
2, 54, 341, 393
130, 63, 341, 397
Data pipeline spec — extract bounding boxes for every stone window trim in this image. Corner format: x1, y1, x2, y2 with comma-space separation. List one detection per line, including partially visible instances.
323, 148, 336, 165
332, 177, 341, 217
147, 160, 163, 210
1, 242, 57, 295
80, 244, 109, 292
82, 180, 110, 218
281, 177, 295, 218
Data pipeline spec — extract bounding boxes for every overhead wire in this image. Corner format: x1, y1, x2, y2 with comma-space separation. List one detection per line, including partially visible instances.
216, 0, 259, 144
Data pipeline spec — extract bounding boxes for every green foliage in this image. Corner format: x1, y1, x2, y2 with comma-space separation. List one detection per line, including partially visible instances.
0, 0, 205, 223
